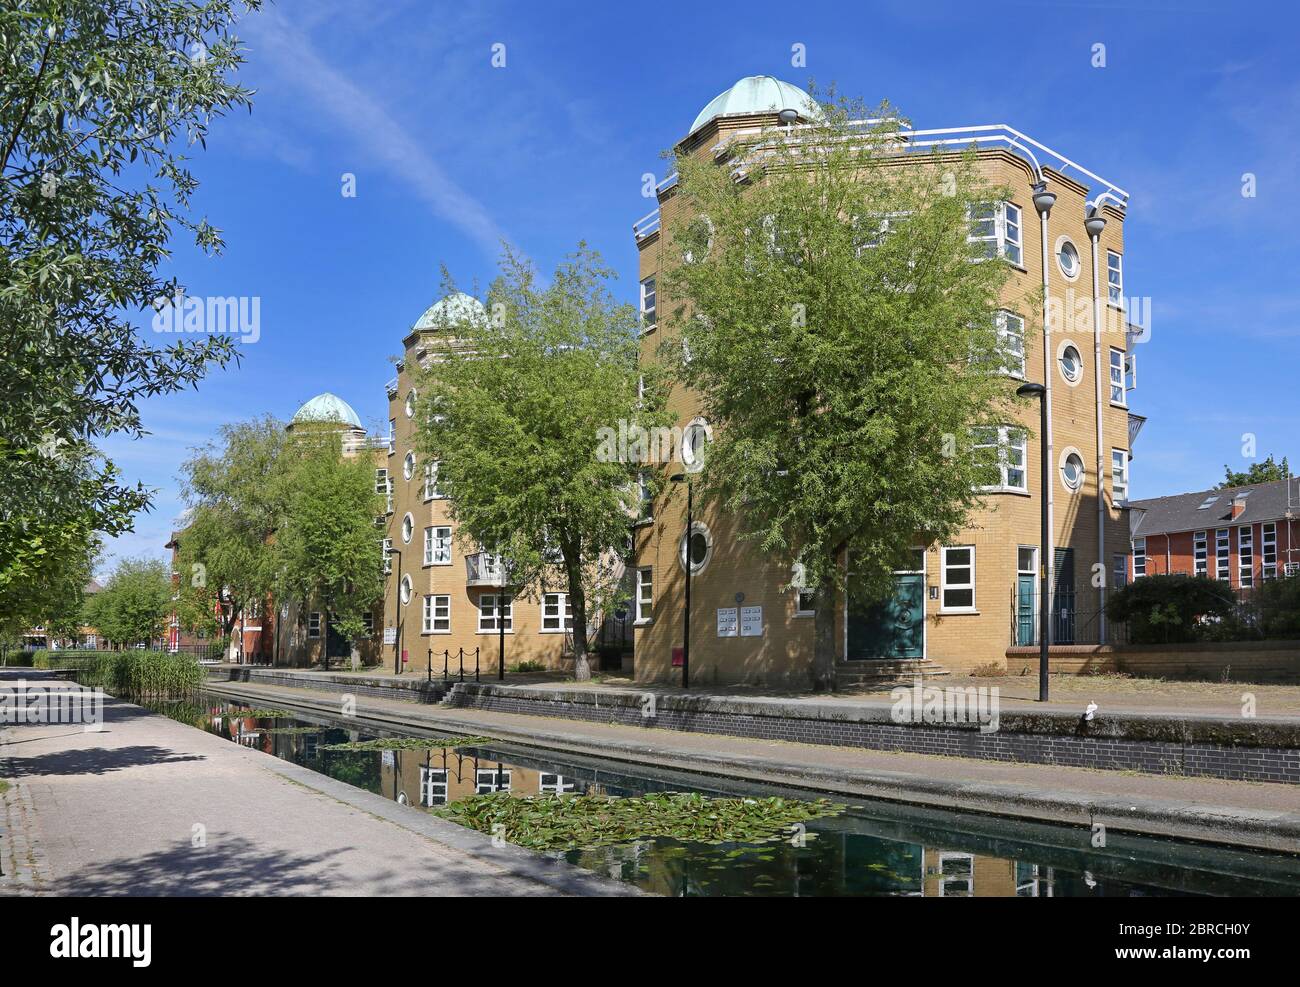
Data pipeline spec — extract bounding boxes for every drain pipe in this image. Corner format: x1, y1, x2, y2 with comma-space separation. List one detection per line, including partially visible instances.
1032, 182, 1057, 643
1086, 205, 1108, 643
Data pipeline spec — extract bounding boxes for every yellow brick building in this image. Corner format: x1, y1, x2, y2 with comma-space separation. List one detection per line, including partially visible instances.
632, 76, 1141, 687
380, 293, 587, 676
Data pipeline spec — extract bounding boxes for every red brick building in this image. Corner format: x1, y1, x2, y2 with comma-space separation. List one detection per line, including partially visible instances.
1128, 477, 1300, 588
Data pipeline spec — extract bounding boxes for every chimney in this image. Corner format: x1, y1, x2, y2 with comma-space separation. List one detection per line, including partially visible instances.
1231, 494, 1248, 520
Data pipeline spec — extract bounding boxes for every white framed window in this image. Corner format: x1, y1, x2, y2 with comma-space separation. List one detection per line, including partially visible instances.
405, 389, 417, 419
635, 567, 653, 623
1056, 237, 1081, 280
420, 767, 447, 806
1109, 348, 1126, 406
1060, 450, 1085, 492
401, 512, 414, 544
541, 593, 574, 632
387, 418, 396, 454
940, 546, 976, 612
374, 467, 389, 495
1106, 250, 1123, 307
1194, 531, 1208, 576
362, 611, 374, 635
1112, 553, 1128, 589
423, 594, 450, 634
539, 773, 577, 794
639, 276, 656, 331
1262, 522, 1277, 578
423, 461, 445, 500
973, 426, 1027, 493
678, 521, 714, 573
795, 588, 816, 616
636, 470, 653, 521
968, 202, 1022, 265
400, 574, 413, 605
403, 450, 416, 481
428, 525, 451, 565
478, 594, 513, 632
1110, 449, 1129, 504
381, 537, 393, 574
1239, 526, 1254, 588
1058, 343, 1083, 385
308, 612, 322, 638
1133, 537, 1146, 577
475, 768, 511, 794
995, 310, 1026, 378
1215, 528, 1230, 581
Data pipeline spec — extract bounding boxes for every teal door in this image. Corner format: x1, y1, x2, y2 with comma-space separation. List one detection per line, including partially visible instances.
847, 572, 925, 660
1016, 575, 1036, 645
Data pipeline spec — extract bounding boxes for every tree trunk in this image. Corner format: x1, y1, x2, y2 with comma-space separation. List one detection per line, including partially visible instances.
563, 546, 592, 682
350, 642, 360, 672
812, 584, 837, 692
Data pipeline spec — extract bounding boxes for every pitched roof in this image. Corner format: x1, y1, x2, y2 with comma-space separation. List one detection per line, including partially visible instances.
1129, 476, 1299, 538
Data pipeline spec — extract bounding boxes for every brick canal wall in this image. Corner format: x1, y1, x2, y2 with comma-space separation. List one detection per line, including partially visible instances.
442, 683, 1300, 785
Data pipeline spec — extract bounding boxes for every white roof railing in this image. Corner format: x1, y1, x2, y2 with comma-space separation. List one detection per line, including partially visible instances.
633, 121, 1129, 241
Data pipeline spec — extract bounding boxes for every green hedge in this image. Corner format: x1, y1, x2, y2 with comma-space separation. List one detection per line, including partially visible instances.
1109, 573, 1300, 643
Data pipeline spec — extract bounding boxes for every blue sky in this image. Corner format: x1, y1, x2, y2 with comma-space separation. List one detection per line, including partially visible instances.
100, 0, 1300, 575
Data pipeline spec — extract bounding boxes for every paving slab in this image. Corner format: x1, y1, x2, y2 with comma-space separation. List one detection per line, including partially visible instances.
0, 672, 633, 897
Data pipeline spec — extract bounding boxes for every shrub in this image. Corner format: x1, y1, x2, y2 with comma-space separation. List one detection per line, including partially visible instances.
30, 650, 204, 699
1256, 574, 1300, 640
1108, 575, 1240, 644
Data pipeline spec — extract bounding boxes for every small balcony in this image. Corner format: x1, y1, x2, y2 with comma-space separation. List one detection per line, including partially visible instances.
465, 552, 507, 587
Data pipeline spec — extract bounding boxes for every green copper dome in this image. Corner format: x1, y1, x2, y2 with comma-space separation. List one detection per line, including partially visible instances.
688, 75, 823, 136
291, 392, 362, 429
412, 291, 486, 332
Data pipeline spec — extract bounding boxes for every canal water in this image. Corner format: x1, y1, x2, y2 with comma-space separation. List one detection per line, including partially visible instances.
173, 695, 1300, 897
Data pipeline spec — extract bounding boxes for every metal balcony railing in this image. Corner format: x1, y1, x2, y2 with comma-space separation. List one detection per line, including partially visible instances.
464, 552, 507, 587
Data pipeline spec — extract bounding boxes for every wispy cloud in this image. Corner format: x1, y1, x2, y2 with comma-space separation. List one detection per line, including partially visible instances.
245, 7, 509, 256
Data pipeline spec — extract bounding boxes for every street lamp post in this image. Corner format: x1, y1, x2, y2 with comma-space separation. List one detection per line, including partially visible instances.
388, 546, 402, 676
1017, 382, 1050, 702
670, 473, 692, 689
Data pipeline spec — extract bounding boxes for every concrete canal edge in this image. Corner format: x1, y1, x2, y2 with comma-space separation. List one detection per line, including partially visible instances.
204, 681, 1300, 854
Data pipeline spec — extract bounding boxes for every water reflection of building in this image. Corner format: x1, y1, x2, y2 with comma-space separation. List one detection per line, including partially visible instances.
379, 748, 592, 808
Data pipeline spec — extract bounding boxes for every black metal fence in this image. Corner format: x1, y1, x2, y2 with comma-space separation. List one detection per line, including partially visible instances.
1008, 587, 1129, 647
427, 647, 482, 682
1010, 580, 1300, 647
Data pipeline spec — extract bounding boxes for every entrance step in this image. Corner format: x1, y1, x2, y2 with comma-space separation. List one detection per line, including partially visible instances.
833, 659, 950, 689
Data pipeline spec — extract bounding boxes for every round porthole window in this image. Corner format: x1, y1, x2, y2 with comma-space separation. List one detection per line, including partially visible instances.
1061, 450, 1086, 492
678, 522, 713, 573
1056, 237, 1080, 280
1058, 342, 1083, 385
682, 215, 714, 265
405, 389, 417, 418
399, 574, 412, 605
681, 417, 711, 474
403, 451, 415, 481
401, 512, 414, 543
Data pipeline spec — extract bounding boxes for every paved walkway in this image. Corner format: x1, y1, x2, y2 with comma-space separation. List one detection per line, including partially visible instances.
0, 672, 631, 896
205, 677, 1300, 852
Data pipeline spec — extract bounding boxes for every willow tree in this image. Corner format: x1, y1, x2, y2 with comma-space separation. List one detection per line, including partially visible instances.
414, 246, 671, 680
660, 93, 1015, 690
1, 1, 262, 593
275, 430, 385, 668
